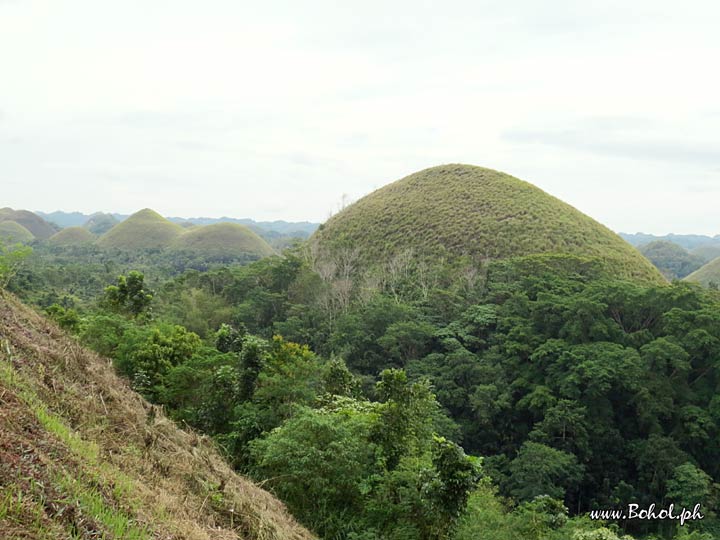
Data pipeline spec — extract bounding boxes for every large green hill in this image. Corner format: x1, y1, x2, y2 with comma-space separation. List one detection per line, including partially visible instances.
49, 226, 95, 247
172, 222, 275, 260
0, 208, 58, 240
97, 209, 183, 250
0, 221, 35, 244
312, 164, 664, 284
691, 244, 720, 264
685, 257, 720, 287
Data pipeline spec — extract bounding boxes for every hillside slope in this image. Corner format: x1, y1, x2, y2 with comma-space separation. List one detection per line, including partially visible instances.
312, 164, 664, 284
0, 293, 314, 540
0, 221, 35, 244
0, 208, 58, 240
97, 209, 183, 250
685, 257, 720, 287
48, 226, 95, 247
84, 213, 119, 235
172, 223, 276, 260
638, 240, 704, 280
691, 244, 720, 264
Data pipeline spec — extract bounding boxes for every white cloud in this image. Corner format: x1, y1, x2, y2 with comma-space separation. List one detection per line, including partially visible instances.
1, 0, 719, 233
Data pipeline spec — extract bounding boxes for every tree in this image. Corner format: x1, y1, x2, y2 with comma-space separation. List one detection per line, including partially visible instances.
249, 405, 380, 538
424, 436, 482, 537
377, 320, 437, 365
120, 324, 201, 398
0, 241, 32, 290
508, 442, 583, 502
102, 271, 153, 317
666, 462, 712, 509
373, 369, 437, 470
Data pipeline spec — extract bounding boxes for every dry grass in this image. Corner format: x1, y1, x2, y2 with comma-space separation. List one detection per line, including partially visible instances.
0, 292, 315, 540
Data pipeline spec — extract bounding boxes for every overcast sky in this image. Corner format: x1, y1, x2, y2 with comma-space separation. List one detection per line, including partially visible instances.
1, 1, 719, 233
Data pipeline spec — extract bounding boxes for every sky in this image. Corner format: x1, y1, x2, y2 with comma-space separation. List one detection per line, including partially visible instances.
1, 1, 719, 234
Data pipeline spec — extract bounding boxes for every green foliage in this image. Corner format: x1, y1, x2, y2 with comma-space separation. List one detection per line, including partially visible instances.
215, 323, 245, 353
116, 324, 201, 399
666, 462, 712, 510
373, 369, 437, 469
45, 303, 81, 331
250, 406, 380, 538
0, 241, 33, 289
506, 442, 583, 502
11, 206, 720, 540
102, 271, 153, 317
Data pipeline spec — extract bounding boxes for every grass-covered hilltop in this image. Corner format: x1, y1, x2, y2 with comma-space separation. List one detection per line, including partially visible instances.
48, 226, 95, 247
312, 164, 664, 284
171, 222, 275, 260
97, 208, 185, 250
0, 207, 58, 240
94, 209, 275, 260
0, 220, 35, 244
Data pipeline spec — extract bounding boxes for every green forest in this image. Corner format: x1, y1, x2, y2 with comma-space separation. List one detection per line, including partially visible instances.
2, 167, 720, 540
3, 212, 719, 539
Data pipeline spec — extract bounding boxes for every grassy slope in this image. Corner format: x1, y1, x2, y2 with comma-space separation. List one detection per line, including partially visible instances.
312, 164, 665, 284
0, 208, 58, 240
0, 293, 314, 540
84, 213, 119, 235
48, 226, 95, 246
691, 244, 720, 264
97, 209, 183, 250
685, 257, 720, 286
0, 221, 35, 244
172, 223, 276, 259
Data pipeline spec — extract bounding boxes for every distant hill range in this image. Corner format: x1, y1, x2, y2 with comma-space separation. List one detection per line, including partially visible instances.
620, 232, 720, 251
620, 233, 720, 282
37, 210, 320, 241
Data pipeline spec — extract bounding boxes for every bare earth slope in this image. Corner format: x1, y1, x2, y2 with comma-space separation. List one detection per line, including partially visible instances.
0, 293, 314, 540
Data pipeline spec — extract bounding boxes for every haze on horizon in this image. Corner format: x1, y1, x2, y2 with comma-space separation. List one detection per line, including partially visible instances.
1, 0, 719, 235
